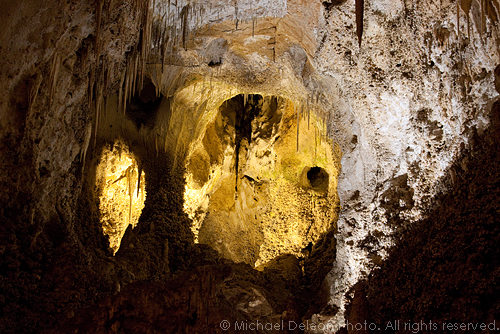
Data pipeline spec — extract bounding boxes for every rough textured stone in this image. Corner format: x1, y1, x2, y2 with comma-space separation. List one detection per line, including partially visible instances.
0, 0, 498, 333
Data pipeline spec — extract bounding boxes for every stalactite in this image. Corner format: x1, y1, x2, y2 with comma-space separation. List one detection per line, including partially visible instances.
105, 60, 113, 92
325, 114, 329, 144
88, 69, 95, 117
155, 135, 158, 156
118, 69, 125, 113
80, 123, 92, 173
296, 103, 300, 152
355, 0, 365, 47
460, 0, 473, 40
94, 68, 105, 148
156, 67, 161, 97
126, 165, 134, 224
140, 175, 145, 202
49, 52, 61, 107
95, 0, 104, 58
139, 0, 152, 92
123, 63, 129, 112
234, 0, 238, 30
307, 102, 310, 130
181, 4, 190, 50
130, 59, 135, 105
138, 56, 144, 96
137, 163, 142, 197
323, 115, 327, 143
457, 1, 461, 36
480, 0, 485, 36
29, 73, 42, 113
127, 57, 135, 104
314, 126, 317, 160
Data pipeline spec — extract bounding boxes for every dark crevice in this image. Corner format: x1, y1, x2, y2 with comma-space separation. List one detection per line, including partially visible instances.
125, 77, 162, 129
220, 94, 264, 196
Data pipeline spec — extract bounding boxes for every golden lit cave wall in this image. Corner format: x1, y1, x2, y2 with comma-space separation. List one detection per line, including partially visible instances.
95, 140, 146, 254
183, 95, 341, 267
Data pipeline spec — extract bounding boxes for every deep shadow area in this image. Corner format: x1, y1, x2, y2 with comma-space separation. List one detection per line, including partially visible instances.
307, 167, 329, 192
341, 102, 500, 333
125, 77, 162, 129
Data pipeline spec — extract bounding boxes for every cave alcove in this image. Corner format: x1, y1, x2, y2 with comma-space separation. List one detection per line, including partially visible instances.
0, 0, 498, 332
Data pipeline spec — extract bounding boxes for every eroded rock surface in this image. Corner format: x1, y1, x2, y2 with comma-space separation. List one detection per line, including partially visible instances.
0, 0, 498, 333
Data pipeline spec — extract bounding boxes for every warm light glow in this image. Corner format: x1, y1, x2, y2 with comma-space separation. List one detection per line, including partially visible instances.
184, 167, 223, 242
182, 95, 341, 267
95, 140, 146, 254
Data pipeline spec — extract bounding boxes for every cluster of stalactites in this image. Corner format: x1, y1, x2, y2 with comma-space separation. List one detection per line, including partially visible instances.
456, 0, 499, 41
289, 92, 331, 154
149, 0, 287, 68
32, 0, 159, 164
29, 1, 157, 174
88, 0, 285, 154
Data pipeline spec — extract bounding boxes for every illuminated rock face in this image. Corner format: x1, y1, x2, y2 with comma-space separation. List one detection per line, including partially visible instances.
0, 0, 498, 332
95, 140, 146, 253
183, 94, 341, 266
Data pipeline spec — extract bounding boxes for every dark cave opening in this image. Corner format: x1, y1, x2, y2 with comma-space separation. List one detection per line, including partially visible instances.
307, 166, 329, 191
125, 77, 162, 129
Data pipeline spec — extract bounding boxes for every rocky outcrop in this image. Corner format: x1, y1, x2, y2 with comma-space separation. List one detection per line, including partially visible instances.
313, 0, 499, 328
341, 101, 500, 333
0, 0, 498, 333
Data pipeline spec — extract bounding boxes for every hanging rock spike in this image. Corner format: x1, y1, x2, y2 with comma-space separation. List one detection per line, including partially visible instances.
29, 72, 42, 113
355, 0, 364, 47
49, 52, 61, 108
137, 163, 142, 197
460, 0, 473, 40
118, 69, 125, 113
80, 122, 92, 174
296, 103, 299, 152
95, 0, 104, 58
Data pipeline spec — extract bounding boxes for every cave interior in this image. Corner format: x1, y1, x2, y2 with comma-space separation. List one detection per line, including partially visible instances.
0, 0, 499, 333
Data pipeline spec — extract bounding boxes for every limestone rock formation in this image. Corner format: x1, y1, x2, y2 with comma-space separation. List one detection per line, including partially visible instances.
0, 0, 498, 333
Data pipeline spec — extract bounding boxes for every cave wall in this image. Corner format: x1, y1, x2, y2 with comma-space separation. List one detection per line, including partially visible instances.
341, 102, 500, 333
0, 0, 498, 332
313, 0, 499, 329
